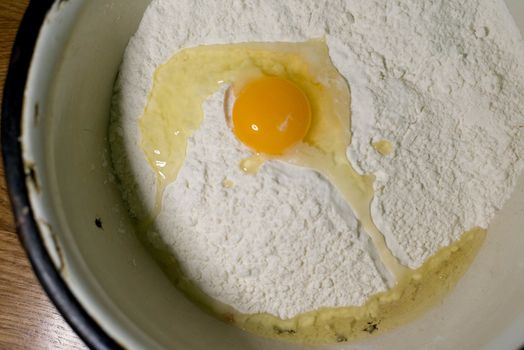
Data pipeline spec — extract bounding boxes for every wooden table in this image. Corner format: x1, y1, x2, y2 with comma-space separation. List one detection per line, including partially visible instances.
0, 2, 87, 349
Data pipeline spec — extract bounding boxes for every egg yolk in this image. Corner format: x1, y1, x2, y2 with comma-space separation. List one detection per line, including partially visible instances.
232, 77, 312, 155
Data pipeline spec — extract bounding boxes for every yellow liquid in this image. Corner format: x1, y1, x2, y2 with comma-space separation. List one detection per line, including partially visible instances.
138, 39, 485, 344
239, 154, 266, 175
222, 179, 235, 188
372, 140, 394, 156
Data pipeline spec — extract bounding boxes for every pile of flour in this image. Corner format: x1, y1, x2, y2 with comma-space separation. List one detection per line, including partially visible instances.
340, 0, 524, 267
110, 0, 524, 318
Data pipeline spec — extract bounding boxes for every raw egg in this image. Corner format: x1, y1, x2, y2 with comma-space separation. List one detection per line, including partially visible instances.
232, 76, 311, 155
138, 40, 399, 279
139, 39, 356, 196
138, 39, 407, 327
139, 38, 366, 222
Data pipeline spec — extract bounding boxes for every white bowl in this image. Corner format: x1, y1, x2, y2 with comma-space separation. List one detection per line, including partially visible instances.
3, 1, 524, 349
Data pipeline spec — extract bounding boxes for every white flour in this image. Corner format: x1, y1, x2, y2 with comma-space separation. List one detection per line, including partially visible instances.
341, 0, 524, 267
110, 0, 524, 317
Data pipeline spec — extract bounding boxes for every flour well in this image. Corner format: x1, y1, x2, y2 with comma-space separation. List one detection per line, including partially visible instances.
110, 0, 524, 319
155, 88, 388, 318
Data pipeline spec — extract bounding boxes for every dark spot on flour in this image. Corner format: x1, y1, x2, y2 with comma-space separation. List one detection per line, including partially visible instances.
336, 334, 348, 342
363, 321, 380, 334
273, 326, 296, 335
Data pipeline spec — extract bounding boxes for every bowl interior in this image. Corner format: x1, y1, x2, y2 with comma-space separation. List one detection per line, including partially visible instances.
20, 0, 524, 349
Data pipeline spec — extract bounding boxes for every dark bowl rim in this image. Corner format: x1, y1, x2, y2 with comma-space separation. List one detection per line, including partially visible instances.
1, 1, 123, 349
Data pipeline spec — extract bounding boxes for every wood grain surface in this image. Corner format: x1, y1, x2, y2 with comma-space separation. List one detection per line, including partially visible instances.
0, 2, 87, 349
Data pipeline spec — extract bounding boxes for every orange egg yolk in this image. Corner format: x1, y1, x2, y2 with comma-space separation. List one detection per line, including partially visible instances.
232, 77, 312, 155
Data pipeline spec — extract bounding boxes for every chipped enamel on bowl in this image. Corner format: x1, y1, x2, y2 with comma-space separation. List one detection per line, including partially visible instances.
3, 1, 524, 349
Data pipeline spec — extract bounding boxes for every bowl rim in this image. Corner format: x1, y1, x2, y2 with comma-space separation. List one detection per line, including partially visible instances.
1, 1, 123, 349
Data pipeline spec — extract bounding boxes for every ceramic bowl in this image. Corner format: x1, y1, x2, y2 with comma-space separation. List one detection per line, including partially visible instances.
3, 1, 524, 349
